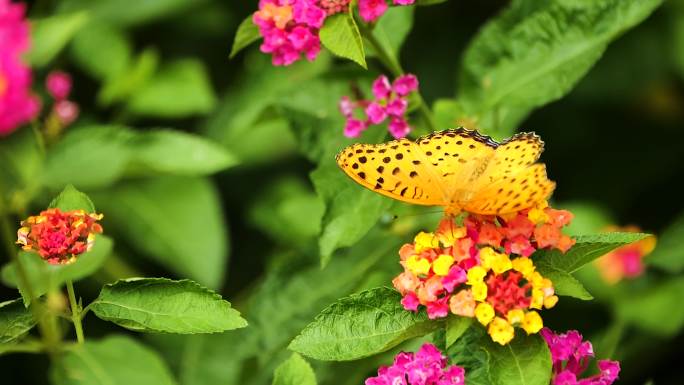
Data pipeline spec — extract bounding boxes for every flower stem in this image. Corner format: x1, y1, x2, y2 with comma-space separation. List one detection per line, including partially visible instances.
357, 21, 437, 132
66, 280, 85, 344
0, 213, 61, 356
30, 120, 46, 158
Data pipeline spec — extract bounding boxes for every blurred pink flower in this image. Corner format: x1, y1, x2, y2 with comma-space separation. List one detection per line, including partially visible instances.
358, 0, 388, 22
254, 0, 325, 66
0, 0, 40, 136
46, 71, 72, 100
340, 73, 419, 139
53, 100, 79, 126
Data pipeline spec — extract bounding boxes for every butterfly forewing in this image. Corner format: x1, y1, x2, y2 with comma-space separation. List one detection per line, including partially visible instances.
336, 139, 446, 206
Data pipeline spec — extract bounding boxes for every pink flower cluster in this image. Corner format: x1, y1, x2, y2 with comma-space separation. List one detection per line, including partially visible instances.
253, 0, 326, 66
541, 328, 620, 385
366, 343, 465, 385
340, 74, 418, 139
0, 0, 40, 136
359, 0, 415, 22
45, 71, 79, 127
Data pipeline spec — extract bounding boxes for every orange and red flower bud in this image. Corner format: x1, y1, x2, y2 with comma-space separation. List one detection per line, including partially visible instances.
17, 208, 103, 265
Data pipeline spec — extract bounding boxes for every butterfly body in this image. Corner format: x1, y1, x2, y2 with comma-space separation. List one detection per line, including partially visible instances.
336, 128, 555, 215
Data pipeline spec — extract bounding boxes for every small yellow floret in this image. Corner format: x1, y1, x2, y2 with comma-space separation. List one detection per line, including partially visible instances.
475, 302, 495, 326
506, 309, 525, 325
471, 282, 488, 301
488, 317, 515, 345
521, 311, 543, 334
511, 257, 535, 278
406, 255, 431, 276
467, 266, 487, 284
414, 231, 439, 252
544, 295, 559, 309
432, 254, 455, 276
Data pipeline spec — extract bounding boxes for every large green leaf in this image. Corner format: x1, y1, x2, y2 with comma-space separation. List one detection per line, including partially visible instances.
2, 236, 113, 306
448, 328, 552, 385
90, 177, 227, 289
230, 16, 261, 59
91, 278, 246, 334
28, 11, 89, 66
273, 353, 317, 385
534, 232, 650, 274
446, 315, 473, 348
458, 0, 663, 137
70, 23, 132, 81
98, 48, 159, 106
127, 59, 217, 118
48, 184, 96, 213
534, 233, 649, 300
289, 287, 441, 361
42, 125, 236, 189
0, 299, 35, 343
320, 13, 366, 68
367, 6, 414, 58
647, 211, 684, 273
51, 335, 177, 385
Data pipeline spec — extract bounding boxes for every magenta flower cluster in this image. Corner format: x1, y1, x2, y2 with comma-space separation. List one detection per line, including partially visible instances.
340, 74, 418, 139
365, 343, 465, 385
253, 0, 326, 66
0, 0, 40, 136
541, 328, 620, 385
359, 0, 415, 22
46, 71, 79, 127
253, 0, 416, 66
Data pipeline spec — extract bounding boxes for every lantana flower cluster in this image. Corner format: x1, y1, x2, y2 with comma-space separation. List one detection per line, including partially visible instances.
340, 74, 418, 139
541, 328, 621, 385
17, 208, 104, 265
0, 0, 40, 135
392, 203, 575, 345
253, 0, 415, 65
595, 225, 656, 284
365, 343, 465, 385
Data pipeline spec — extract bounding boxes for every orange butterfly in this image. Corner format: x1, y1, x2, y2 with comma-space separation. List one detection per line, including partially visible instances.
336, 128, 555, 216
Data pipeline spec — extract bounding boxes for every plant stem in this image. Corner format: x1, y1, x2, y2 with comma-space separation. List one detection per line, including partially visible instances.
30, 120, 46, 158
0, 213, 61, 356
65, 280, 84, 344
357, 21, 438, 132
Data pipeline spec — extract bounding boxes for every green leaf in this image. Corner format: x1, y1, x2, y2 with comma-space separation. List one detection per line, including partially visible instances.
446, 315, 473, 348
616, 276, 684, 337
320, 13, 366, 68
51, 335, 177, 385
369, 7, 414, 58
289, 287, 441, 361
647, 211, 684, 273
98, 48, 159, 106
41, 125, 134, 189
458, 0, 663, 137
311, 154, 392, 265
0, 299, 36, 343
0, 129, 43, 203
127, 59, 217, 118
57, 0, 200, 27
48, 184, 96, 213
70, 23, 132, 81
42, 126, 236, 189
91, 278, 246, 334
273, 353, 317, 385
2, 236, 113, 306
534, 232, 650, 274
535, 265, 593, 300
230, 16, 261, 59
126, 130, 238, 176
448, 328, 552, 385
90, 177, 227, 289
28, 11, 89, 66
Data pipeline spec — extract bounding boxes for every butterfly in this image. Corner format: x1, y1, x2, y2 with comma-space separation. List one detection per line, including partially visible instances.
336, 128, 555, 216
